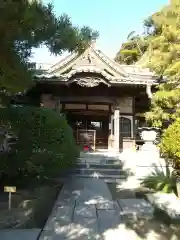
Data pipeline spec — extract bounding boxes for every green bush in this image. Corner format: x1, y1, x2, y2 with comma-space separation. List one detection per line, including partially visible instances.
141, 166, 177, 194
160, 118, 180, 174
0, 106, 79, 185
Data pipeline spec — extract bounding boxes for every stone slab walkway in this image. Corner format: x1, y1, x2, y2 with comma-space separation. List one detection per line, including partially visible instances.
39, 177, 144, 240
0, 229, 41, 240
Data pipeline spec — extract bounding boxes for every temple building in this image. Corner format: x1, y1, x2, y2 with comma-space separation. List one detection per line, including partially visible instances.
28, 42, 158, 151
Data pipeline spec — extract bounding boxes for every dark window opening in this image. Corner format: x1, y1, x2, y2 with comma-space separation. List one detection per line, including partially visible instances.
120, 117, 131, 138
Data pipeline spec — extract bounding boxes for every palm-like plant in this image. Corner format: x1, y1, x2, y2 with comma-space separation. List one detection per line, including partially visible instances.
141, 165, 176, 194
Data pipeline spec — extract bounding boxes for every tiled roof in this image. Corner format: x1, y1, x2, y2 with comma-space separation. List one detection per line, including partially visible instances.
34, 44, 157, 85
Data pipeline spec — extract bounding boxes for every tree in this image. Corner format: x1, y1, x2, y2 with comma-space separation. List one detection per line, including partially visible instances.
145, 0, 180, 127
0, 0, 98, 101
127, 31, 143, 56
0, 0, 98, 184
114, 1, 180, 174
115, 0, 180, 128
114, 16, 160, 65
0, 0, 98, 138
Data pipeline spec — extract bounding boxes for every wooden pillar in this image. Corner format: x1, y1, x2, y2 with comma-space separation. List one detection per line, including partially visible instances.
55, 99, 61, 113
108, 114, 114, 150
132, 96, 136, 138
146, 84, 152, 99
114, 108, 120, 151
108, 114, 113, 136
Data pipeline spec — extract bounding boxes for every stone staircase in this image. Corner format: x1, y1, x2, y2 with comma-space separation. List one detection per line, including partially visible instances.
71, 151, 127, 183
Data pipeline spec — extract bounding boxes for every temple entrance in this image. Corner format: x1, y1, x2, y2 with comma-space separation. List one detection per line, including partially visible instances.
66, 114, 109, 149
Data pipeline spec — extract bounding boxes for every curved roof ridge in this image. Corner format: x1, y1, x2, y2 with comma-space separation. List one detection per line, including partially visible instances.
49, 52, 78, 73
93, 48, 129, 77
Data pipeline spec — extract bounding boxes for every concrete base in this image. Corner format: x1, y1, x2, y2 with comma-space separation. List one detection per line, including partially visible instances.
146, 192, 180, 220
118, 199, 154, 220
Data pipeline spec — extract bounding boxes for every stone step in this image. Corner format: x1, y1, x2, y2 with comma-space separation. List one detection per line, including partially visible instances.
73, 168, 126, 176
56, 176, 125, 184
104, 179, 125, 183
78, 153, 121, 163
77, 161, 123, 167
79, 155, 120, 161
70, 175, 125, 183
72, 173, 126, 179
76, 163, 123, 170
80, 152, 120, 157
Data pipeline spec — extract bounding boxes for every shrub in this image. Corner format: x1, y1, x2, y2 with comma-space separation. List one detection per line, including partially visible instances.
160, 118, 180, 175
141, 166, 176, 194
0, 106, 79, 185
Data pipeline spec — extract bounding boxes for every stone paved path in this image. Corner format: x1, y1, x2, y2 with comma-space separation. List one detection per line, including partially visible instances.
0, 229, 41, 240
39, 177, 142, 240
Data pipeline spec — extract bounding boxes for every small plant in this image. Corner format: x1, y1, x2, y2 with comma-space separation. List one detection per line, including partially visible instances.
141, 166, 177, 194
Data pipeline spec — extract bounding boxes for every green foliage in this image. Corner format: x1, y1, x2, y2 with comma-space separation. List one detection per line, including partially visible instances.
144, 1, 180, 127
116, 1, 180, 176
0, 0, 96, 185
0, 0, 98, 99
0, 107, 79, 184
141, 166, 176, 194
160, 119, 180, 172
115, 16, 159, 65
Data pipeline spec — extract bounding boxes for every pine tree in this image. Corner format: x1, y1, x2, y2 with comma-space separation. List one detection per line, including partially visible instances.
0, 1, 99, 183
0, 0, 98, 100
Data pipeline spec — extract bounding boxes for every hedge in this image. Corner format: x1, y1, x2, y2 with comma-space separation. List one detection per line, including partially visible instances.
0, 106, 79, 185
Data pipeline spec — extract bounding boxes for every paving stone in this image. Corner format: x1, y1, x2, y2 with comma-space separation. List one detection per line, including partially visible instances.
56, 206, 73, 220
68, 223, 101, 240
56, 197, 75, 206
118, 198, 154, 220
44, 216, 58, 231
97, 209, 121, 234
40, 177, 114, 239
43, 221, 101, 240
74, 204, 96, 218
0, 229, 41, 240
101, 224, 142, 240
96, 200, 116, 210
77, 190, 111, 205
44, 206, 73, 230
73, 217, 98, 232
116, 189, 136, 198
40, 224, 72, 240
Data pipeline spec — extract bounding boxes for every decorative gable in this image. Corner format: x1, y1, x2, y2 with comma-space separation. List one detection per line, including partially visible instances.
49, 46, 128, 80
35, 43, 158, 86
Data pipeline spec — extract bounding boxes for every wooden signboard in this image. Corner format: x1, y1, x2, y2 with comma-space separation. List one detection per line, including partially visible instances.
4, 186, 16, 210
4, 186, 16, 193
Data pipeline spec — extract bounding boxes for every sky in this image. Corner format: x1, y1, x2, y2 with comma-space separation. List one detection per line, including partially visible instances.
31, 0, 168, 65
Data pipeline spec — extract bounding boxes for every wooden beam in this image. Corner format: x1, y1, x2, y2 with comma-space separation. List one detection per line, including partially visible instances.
58, 96, 115, 103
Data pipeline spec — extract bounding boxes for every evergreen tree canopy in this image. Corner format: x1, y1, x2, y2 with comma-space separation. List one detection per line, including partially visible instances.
116, 0, 180, 128
0, 1, 98, 183
145, 0, 180, 127
114, 17, 159, 65
0, 0, 98, 98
